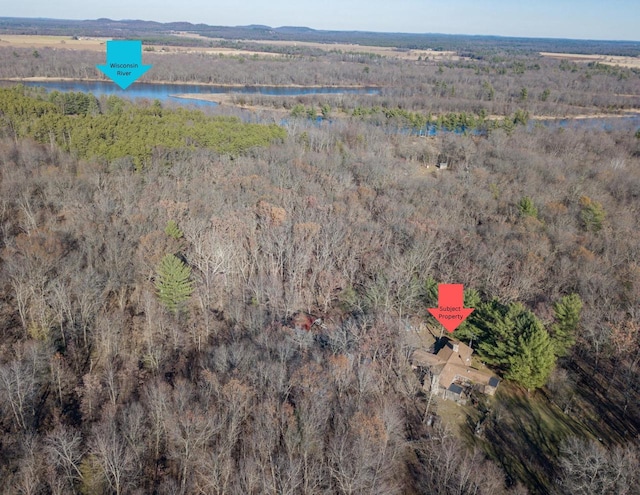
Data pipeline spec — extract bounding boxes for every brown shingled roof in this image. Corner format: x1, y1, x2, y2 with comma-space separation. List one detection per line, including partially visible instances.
436, 339, 473, 368
411, 337, 498, 391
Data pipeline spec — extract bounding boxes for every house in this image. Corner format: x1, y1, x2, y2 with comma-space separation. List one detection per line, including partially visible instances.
411, 337, 500, 404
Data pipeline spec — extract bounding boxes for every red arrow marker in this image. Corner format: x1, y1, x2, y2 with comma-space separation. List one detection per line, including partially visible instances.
428, 284, 474, 332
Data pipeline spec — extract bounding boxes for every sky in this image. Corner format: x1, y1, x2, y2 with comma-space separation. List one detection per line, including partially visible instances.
4, 0, 640, 41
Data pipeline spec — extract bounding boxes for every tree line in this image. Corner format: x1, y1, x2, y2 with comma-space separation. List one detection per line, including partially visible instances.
2, 44, 638, 119
0, 86, 286, 169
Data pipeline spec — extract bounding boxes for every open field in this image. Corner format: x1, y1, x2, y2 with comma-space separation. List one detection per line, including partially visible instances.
171, 32, 462, 60
471, 383, 590, 494
540, 51, 640, 68
0, 33, 461, 60
0, 34, 283, 57
149, 45, 283, 57
228, 38, 462, 61
0, 34, 108, 50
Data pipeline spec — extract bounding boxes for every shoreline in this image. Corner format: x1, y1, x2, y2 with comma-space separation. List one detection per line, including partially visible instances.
176, 93, 640, 121
530, 109, 640, 121
170, 93, 292, 114
170, 92, 369, 103
3, 78, 638, 121
1, 76, 379, 89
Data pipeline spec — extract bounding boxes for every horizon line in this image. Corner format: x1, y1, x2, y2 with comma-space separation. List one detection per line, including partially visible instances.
1, 16, 639, 44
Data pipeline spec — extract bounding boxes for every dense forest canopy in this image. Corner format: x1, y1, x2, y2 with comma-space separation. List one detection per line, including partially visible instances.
0, 22, 640, 495
0, 86, 286, 168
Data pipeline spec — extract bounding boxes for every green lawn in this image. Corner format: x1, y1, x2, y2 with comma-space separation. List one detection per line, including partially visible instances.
463, 382, 593, 494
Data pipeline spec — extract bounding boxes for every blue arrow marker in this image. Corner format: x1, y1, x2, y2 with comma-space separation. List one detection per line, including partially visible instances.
96, 40, 152, 90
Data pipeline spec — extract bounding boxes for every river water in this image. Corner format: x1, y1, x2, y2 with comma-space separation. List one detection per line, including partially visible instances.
15, 80, 380, 107
6, 80, 639, 131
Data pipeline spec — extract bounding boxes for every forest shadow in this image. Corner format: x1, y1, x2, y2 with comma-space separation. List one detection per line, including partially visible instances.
464, 383, 589, 495
457, 355, 640, 495
565, 357, 640, 443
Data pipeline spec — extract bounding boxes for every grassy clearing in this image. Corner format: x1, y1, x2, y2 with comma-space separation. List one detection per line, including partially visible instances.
432, 351, 640, 495
461, 382, 587, 493
0, 34, 107, 51
0, 34, 463, 60
436, 397, 475, 433
463, 359, 640, 495
0, 34, 282, 57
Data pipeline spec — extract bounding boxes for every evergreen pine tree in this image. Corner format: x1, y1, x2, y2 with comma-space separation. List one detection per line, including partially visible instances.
475, 300, 521, 369
155, 254, 193, 314
551, 294, 583, 357
468, 299, 557, 390
164, 220, 184, 240
453, 288, 482, 340
464, 288, 481, 309
506, 323, 556, 391
518, 196, 538, 218
579, 196, 605, 232
423, 276, 439, 307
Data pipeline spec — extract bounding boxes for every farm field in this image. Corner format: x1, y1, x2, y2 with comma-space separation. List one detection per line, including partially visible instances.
0, 33, 461, 60
0, 34, 285, 57
0, 34, 111, 50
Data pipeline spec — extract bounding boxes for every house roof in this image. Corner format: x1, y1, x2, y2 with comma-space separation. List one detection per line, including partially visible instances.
411, 349, 444, 367
411, 337, 499, 391
436, 338, 473, 368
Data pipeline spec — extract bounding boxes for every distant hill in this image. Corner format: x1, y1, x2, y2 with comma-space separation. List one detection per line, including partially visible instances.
0, 16, 639, 56
243, 25, 272, 30
275, 26, 317, 34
